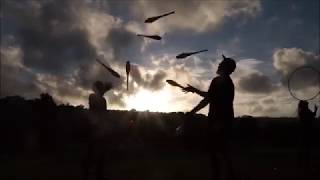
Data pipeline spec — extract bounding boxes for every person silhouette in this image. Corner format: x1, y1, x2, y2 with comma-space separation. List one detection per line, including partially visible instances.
183, 55, 237, 180
84, 81, 113, 180
297, 100, 318, 174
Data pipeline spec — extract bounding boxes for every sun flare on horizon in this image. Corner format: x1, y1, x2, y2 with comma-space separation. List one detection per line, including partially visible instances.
125, 88, 174, 112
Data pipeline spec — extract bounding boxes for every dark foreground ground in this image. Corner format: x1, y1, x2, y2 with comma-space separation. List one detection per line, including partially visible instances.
1, 140, 320, 180
1, 96, 319, 179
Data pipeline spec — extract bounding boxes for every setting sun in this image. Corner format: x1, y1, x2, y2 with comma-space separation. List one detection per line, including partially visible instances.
125, 88, 173, 112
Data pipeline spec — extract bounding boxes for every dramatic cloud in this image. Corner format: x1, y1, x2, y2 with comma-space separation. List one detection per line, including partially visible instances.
233, 88, 298, 117
1, 1, 318, 117
130, 65, 167, 91
130, 0, 261, 33
1, 47, 41, 98
230, 59, 295, 117
1, 0, 167, 107
238, 72, 278, 94
232, 58, 278, 94
273, 48, 320, 100
262, 98, 275, 105
273, 48, 320, 77
3, 0, 97, 74
145, 70, 167, 91
106, 27, 144, 64
0, 46, 90, 105
1, 0, 110, 105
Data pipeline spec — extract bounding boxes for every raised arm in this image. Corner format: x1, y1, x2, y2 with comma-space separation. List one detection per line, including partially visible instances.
185, 78, 217, 113
190, 97, 209, 114
182, 84, 207, 97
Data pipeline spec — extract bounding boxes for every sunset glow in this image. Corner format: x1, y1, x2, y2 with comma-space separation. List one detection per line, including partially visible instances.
1, 0, 319, 117
125, 88, 173, 112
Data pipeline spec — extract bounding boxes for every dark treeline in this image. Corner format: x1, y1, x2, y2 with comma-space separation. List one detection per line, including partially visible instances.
1, 94, 320, 155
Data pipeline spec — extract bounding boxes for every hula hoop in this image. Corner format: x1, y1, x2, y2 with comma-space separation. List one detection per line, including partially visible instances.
288, 66, 320, 101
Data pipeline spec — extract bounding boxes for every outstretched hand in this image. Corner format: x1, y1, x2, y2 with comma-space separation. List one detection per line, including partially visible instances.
182, 84, 197, 93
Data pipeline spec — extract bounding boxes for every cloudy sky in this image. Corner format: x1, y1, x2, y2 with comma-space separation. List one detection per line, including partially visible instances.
1, 0, 319, 117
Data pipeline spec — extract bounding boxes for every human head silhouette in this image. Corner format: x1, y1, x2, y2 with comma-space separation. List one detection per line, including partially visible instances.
217, 55, 236, 75
92, 81, 112, 96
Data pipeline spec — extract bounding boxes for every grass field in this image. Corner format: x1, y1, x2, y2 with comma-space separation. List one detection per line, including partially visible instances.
1, 141, 320, 180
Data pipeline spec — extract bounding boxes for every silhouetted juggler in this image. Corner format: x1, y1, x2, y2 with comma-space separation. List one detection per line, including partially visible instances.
84, 81, 113, 180
183, 55, 237, 180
